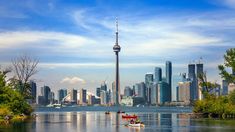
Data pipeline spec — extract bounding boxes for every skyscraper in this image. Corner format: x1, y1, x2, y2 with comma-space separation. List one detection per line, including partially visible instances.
188, 64, 197, 100
30, 80, 37, 103
172, 74, 184, 101
101, 83, 107, 91
124, 86, 133, 97
100, 90, 108, 105
154, 67, 162, 83
96, 87, 101, 97
71, 89, 77, 104
41, 86, 51, 105
196, 63, 203, 77
88, 95, 95, 105
49, 92, 55, 104
166, 61, 172, 101
136, 82, 146, 100
222, 80, 228, 95
58, 89, 67, 103
150, 82, 158, 105
145, 73, 154, 104
158, 80, 170, 104
111, 81, 116, 104
196, 63, 203, 100
178, 81, 191, 103
79, 88, 87, 105
188, 64, 196, 79
166, 61, 172, 86
113, 18, 121, 105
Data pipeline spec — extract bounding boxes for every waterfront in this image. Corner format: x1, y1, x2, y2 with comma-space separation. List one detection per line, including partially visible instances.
35, 106, 193, 113
1, 110, 235, 132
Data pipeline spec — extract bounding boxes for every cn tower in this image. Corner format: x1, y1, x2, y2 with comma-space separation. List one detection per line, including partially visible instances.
113, 18, 121, 105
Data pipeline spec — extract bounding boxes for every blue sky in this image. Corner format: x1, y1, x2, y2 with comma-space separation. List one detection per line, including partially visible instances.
0, 0, 235, 99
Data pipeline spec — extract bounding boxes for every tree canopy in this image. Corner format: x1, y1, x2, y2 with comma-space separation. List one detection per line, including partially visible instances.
218, 48, 235, 83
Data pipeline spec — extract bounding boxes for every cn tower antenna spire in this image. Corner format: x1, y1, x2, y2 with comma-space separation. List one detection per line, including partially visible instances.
115, 17, 118, 45
116, 17, 118, 33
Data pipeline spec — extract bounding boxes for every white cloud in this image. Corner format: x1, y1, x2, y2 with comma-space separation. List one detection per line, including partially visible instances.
224, 0, 235, 7
0, 31, 95, 49
209, 0, 235, 9
38, 62, 220, 69
60, 77, 86, 84
0, 9, 233, 66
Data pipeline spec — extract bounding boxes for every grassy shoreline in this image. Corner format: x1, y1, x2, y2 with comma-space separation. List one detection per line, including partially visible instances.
0, 114, 32, 126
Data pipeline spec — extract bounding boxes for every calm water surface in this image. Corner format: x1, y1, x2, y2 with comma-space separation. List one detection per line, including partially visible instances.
1, 112, 235, 132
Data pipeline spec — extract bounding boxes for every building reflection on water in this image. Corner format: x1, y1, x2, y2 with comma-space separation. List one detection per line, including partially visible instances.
3, 112, 234, 132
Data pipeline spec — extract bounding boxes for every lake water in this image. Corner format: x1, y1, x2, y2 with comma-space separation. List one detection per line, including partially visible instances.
1, 110, 235, 132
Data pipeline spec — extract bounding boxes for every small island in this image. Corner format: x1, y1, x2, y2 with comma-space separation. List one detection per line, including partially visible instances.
194, 48, 235, 119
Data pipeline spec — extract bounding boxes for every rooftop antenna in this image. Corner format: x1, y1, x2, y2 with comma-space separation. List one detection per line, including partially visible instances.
199, 57, 203, 64
103, 76, 109, 84
115, 17, 118, 45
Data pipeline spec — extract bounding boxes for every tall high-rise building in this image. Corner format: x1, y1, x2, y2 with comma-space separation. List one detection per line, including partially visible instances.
178, 81, 191, 103
58, 89, 67, 103
38, 95, 44, 105
113, 18, 121, 105
111, 82, 116, 105
100, 90, 108, 105
30, 80, 37, 103
166, 61, 172, 87
101, 83, 107, 91
96, 87, 101, 97
49, 92, 55, 104
222, 80, 229, 95
166, 61, 172, 101
124, 86, 133, 97
150, 82, 158, 105
158, 81, 170, 104
88, 95, 95, 105
132, 85, 136, 96
145, 73, 154, 104
154, 67, 162, 83
172, 74, 184, 101
107, 89, 111, 104
196, 63, 203, 100
71, 89, 77, 104
134, 84, 139, 96
79, 88, 87, 105
188, 64, 197, 100
196, 64, 203, 77
188, 64, 196, 79
136, 82, 146, 100
41, 86, 51, 105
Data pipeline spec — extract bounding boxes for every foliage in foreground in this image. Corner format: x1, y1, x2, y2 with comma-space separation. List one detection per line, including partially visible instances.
0, 69, 33, 117
194, 48, 235, 118
193, 91, 235, 118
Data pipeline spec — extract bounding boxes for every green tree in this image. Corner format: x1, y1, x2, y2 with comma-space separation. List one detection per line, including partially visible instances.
218, 48, 235, 83
11, 55, 39, 98
198, 71, 218, 97
0, 68, 33, 115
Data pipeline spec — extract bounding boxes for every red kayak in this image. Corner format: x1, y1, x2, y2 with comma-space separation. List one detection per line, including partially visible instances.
122, 115, 138, 119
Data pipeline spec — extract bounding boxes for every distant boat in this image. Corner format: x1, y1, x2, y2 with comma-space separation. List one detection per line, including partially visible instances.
126, 119, 145, 127
53, 104, 62, 108
105, 111, 110, 114
117, 110, 125, 114
122, 114, 137, 119
127, 123, 145, 127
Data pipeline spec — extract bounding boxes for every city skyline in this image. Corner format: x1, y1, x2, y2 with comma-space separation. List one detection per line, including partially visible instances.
0, 0, 235, 94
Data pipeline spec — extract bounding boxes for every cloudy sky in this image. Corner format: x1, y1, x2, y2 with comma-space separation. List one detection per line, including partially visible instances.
0, 0, 234, 99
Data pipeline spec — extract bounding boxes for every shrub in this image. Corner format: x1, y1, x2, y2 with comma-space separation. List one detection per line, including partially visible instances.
0, 106, 12, 117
